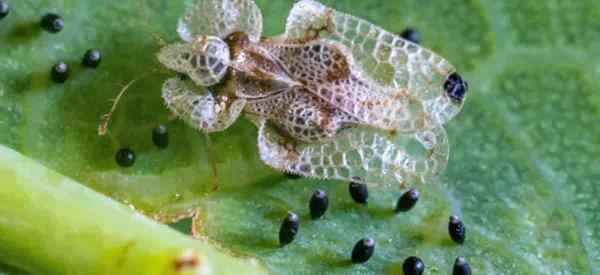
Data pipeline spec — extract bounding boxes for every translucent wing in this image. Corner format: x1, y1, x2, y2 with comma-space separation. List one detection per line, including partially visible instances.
178, 0, 263, 43
157, 36, 230, 87
245, 87, 360, 142
263, 40, 426, 133
285, 0, 467, 127
257, 118, 448, 186
162, 78, 245, 133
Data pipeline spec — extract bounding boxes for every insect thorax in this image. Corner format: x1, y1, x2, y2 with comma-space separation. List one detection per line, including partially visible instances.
227, 37, 367, 143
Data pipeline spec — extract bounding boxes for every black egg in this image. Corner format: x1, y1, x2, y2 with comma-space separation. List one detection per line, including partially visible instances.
444, 72, 469, 103
152, 125, 169, 149
40, 13, 64, 33
449, 215, 466, 244
51, 62, 69, 83
400, 28, 420, 44
453, 256, 472, 275
351, 238, 375, 263
0, 1, 10, 19
348, 177, 368, 204
395, 188, 420, 212
82, 49, 102, 68
115, 148, 136, 167
279, 212, 299, 246
402, 256, 425, 275
309, 189, 328, 219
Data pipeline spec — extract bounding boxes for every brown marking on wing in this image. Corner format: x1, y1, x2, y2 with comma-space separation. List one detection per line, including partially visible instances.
245, 49, 286, 80
224, 31, 250, 58
326, 48, 351, 82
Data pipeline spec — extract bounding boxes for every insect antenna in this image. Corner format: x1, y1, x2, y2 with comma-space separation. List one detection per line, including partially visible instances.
98, 0, 175, 136
98, 69, 164, 136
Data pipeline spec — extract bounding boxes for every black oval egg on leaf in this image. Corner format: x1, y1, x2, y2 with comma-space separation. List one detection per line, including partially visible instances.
453, 256, 472, 275
51, 62, 69, 83
41, 13, 64, 33
351, 238, 375, 263
279, 212, 299, 246
449, 215, 466, 244
348, 177, 368, 204
309, 189, 328, 219
0, 1, 9, 20
400, 28, 420, 44
152, 125, 169, 149
82, 49, 102, 68
115, 148, 136, 168
444, 72, 469, 103
402, 256, 425, 275
395, 188, 420, 212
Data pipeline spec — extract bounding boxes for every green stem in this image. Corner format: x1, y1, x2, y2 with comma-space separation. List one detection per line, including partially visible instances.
0, 145, 267, 275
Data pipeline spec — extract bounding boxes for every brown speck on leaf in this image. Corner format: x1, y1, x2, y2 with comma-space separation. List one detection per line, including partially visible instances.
174, 249, 200, 272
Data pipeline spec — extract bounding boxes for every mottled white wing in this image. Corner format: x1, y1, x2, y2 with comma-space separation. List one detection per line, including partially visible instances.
178, 0, 263, 43
258, 119, 448, 186
157, 36, 230, 87
285, 0, 466, 127
162, 78, 246, 133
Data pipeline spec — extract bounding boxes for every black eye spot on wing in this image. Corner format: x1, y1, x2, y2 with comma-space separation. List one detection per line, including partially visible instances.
444, 72, 469, 103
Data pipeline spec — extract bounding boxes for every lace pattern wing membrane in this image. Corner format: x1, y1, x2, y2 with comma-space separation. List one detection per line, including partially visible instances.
157, 37, 231, 86
245, 88, 360, 142
263, 40, 426, 133
258, 120, 449, 186
178, 0, 263, 43
162, 78, 246, 132
285, 0, 463, 127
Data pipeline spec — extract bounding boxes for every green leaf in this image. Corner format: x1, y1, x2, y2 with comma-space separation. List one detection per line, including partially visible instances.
1, 0, 598, 274
0, 145, 267, 275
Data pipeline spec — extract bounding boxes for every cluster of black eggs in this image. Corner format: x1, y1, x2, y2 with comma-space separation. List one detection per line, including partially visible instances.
280, 175, 471, 274
16, 10, 105, 83
115, 124, 170, 168
0, 3, 170, 168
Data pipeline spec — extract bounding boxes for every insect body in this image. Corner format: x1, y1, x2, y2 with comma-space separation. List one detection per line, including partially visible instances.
158, 0, 468, 187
